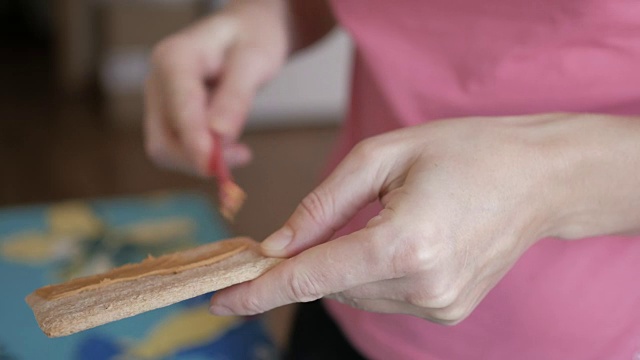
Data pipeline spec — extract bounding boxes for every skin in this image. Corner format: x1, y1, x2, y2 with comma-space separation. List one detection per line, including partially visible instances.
208, 114, 640, 323
145, 0, 640, 325
144, 0, 335, 176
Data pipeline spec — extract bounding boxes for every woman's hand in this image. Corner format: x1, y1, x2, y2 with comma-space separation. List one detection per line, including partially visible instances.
144, 0, 291, 175
209, 113, 640, 324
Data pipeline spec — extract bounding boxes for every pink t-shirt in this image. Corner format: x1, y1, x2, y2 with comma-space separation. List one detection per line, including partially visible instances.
324, 0, 640, 358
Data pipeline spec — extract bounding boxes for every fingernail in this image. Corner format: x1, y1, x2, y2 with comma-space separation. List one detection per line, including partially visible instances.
261, 227, 293, 252
209, 303, 234, 316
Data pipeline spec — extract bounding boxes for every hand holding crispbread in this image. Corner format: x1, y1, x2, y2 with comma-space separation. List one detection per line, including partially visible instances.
26, 237, 281, 337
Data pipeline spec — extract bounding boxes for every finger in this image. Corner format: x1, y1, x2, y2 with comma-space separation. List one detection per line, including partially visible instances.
339, 277, 412, 302
144, 75, 197, 175
340, 268, 461, 304
260, 142, 394, 258
223, 142, 253, 168
207, 46, 269, 138
151, 21, 236, 175
339, 276, 464, 315
156, 54, 211, 174
345, 275, 493, 325
421, 272, 502, 325
326, 296, 460, 326
210, 225, 397, 316
330, 298, 445, 322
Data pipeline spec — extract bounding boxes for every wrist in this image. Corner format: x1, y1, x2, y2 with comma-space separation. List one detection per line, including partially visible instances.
540, 114, 640, 240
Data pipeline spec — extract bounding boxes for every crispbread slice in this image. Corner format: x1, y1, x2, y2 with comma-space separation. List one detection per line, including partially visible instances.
25, 237, 281, 337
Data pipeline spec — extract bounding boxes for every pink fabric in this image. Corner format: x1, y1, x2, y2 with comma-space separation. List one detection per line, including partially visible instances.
324, 0, 640, 358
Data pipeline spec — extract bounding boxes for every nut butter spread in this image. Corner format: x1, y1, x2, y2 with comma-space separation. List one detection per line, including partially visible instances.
35, 241, 249, 301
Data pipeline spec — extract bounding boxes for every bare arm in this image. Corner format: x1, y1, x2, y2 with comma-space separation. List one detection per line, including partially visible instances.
542, 114, 640, 239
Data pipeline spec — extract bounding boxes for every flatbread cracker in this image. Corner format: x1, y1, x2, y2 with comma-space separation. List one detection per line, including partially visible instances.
25, 237, 281, 337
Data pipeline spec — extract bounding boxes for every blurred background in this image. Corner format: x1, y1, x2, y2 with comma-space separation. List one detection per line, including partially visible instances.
1, 0, 351, 351
0, 0, 351, 239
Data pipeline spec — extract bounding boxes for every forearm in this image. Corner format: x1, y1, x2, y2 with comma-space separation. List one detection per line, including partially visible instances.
545, 114, 640, 239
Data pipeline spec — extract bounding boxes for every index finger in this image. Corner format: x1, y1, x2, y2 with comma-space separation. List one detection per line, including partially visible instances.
153, 50, 211, 173
209, 224, 399, 316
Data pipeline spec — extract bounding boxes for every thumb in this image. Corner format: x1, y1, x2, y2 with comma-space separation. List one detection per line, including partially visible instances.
261, 143, 388, 257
